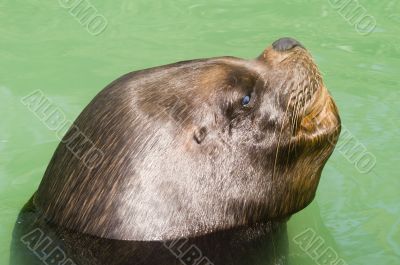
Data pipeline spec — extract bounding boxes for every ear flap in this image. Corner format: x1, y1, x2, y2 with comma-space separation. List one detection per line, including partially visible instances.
194, 126, 207, 144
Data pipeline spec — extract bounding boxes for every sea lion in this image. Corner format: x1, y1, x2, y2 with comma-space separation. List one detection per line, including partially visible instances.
12, 37, 340, 265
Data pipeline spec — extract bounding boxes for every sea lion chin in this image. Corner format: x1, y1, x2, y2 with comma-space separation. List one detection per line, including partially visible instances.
33, 37, 340, 241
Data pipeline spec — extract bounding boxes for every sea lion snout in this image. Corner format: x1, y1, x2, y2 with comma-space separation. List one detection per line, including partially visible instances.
257, 38, 339, 139
272, 37, 304, 52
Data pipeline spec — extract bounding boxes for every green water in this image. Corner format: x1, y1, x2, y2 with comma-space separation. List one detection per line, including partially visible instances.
1, 0, 399, 264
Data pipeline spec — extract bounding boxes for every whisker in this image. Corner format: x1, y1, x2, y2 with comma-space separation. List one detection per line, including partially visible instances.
272, 73, 294, 182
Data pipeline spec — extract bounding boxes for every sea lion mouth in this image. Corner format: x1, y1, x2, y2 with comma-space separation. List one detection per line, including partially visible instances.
298, 85, 340, 137
262, 38, 340, 140
288, 55, 340, 142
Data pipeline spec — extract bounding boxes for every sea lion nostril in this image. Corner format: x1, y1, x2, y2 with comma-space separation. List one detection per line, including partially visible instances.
272, 37, 304, 51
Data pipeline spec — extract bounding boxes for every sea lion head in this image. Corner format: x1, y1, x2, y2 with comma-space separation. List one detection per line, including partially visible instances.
35, 37, 340, 240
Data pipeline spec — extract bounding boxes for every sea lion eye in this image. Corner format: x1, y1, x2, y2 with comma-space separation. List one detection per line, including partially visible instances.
241, 95, 251, 106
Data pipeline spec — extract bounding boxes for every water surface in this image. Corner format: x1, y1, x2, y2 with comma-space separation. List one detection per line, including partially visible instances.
0, 0, 399, 264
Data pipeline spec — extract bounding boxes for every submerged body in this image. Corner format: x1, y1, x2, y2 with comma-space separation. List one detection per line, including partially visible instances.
12, 199, 288, 265
11, 38, 340, 265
